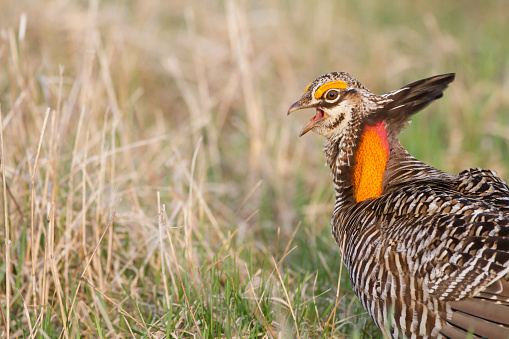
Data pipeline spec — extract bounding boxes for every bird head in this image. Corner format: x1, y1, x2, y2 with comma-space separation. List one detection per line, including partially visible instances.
288, 72, 455, 139
287, 72, 370, 138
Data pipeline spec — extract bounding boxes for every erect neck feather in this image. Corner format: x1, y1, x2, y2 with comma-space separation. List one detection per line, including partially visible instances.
352, 122, 390, 202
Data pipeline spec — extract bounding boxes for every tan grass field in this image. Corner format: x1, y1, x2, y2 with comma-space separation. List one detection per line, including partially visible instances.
1, 0, 509, 337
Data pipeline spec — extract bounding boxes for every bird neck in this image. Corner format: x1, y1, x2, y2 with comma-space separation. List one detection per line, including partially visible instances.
324, 121, 390, 209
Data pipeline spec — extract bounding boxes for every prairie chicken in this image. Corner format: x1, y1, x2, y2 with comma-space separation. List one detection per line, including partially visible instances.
288, 73, 509, 338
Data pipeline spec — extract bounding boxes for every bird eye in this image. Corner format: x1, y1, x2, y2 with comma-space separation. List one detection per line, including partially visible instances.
325, 90, 338, 100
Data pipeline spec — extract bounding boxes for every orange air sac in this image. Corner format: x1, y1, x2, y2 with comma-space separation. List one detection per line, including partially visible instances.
352, 122, 390, 202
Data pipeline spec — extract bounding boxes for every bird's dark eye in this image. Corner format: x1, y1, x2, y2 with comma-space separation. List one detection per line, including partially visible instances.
326, 90, 338, 100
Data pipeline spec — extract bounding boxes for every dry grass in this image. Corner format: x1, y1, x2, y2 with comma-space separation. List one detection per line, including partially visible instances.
1, 0, 508, 338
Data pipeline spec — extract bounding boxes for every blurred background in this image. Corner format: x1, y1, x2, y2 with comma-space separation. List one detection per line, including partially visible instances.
1, 0, 508, 337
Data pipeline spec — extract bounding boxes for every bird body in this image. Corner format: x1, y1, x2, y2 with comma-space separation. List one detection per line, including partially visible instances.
288, 73, 509, 338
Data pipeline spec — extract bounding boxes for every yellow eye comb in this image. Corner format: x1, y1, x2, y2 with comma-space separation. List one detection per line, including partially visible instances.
314, 81, 347, 99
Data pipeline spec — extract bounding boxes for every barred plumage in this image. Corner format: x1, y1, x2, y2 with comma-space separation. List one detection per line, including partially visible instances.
288, 72, 509, 338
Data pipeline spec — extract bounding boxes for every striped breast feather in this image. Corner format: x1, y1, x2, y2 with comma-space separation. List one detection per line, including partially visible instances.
364, 211, 509, 296
365, 182, 509, 293
357, 181, 509, 337
356, 177, 509, 328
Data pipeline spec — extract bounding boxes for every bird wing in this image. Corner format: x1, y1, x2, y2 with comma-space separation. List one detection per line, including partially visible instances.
364, 176, 509, 337
455, 167, 509, 213
371, 179, 509, 299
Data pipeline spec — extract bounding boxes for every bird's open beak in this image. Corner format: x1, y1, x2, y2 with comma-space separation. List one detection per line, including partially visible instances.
287, 101, 326, 137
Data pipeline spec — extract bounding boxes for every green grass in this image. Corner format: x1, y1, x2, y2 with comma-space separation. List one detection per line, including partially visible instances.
1, 0, 508, 338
